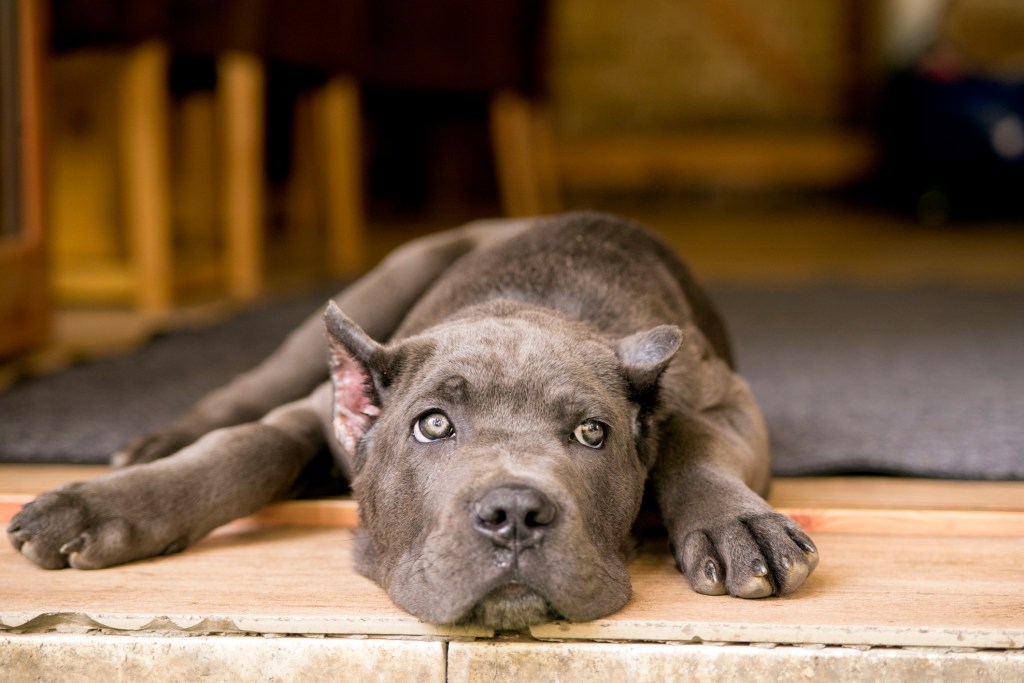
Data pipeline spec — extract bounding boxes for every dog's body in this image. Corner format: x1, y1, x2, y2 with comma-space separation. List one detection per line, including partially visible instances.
9, 212, 816, 629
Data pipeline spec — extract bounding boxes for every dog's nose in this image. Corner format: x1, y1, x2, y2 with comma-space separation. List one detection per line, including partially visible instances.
472, 485, 557, 548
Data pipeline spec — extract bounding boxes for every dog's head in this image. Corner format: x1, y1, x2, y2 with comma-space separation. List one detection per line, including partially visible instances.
324, 300, 680, 629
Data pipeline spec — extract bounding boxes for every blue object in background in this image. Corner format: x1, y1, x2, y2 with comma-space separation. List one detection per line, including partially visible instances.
877, 54, 1024, 223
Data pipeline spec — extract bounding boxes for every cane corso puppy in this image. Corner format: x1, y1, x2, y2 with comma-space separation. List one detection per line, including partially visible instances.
8, 212, 817, 629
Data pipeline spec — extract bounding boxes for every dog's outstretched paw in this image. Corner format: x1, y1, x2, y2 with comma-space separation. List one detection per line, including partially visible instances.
111, 429, 193, 467
6, 485, 144, 570
674, 512, 818, 598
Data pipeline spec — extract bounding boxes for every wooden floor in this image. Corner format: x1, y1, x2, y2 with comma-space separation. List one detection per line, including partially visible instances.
2, 466, 1022, 650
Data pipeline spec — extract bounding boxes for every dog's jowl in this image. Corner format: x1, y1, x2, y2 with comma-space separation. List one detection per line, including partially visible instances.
8, 212, 818, 629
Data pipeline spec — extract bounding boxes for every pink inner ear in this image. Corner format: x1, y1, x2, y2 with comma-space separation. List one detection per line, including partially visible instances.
329, 344, 381, 455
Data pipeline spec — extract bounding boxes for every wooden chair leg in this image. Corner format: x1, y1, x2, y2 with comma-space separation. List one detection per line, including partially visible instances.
490, 90, 560, 218
118, 41, 173, 314
218, 52, 265, 301
313, 76, 366, 277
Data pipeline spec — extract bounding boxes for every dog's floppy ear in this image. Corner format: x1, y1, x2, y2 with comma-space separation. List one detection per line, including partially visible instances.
323, 301, 392, 455
615, 325, 683, 399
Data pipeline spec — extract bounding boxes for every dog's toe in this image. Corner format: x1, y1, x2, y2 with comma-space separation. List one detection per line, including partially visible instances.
6, 493, 89, 569
677, 531, 727, 595
744, 514, 818, 595
728, 558, 775, 598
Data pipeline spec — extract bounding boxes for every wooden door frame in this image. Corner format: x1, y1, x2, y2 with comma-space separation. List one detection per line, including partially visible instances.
0, 0, 48, 357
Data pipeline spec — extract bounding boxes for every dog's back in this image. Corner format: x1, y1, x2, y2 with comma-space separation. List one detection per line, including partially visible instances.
392, 212, 734, 366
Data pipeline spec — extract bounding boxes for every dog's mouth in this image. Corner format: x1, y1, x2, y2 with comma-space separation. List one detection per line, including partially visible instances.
459, 581, 560, 630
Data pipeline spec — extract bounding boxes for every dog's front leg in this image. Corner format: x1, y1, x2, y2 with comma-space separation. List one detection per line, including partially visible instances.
8, 391, 330, 570
651, 394, 818, 598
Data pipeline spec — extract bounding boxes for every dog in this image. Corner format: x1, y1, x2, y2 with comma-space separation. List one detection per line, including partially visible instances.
8, 212, 817, 629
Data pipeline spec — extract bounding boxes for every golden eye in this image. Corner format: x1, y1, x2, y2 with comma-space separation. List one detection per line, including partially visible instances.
413, 412, 454, 443
572, 419, 606, 449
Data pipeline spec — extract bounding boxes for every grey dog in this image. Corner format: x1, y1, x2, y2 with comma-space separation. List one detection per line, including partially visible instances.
8, 212, 817, 629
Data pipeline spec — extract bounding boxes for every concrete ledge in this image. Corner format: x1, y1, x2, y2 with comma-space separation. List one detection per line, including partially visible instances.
6, 633, 1022, 683
449, 641, 1024, 683
1, 633, 447, 683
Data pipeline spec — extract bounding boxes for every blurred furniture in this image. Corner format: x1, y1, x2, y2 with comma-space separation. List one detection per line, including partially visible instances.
0, 0, 49, 356
554, 0, 878, 194
49, 0, 554, 312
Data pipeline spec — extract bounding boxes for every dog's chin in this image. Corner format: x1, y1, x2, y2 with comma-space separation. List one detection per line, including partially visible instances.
461, 583, 557, 631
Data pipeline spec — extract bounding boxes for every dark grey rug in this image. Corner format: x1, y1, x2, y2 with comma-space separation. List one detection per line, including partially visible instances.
1, 283, 1022, 479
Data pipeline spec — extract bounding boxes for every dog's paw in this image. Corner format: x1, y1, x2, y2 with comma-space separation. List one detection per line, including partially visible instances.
6, 485, 163, 570
111, 429, 193, 467
674, 512, 818, 598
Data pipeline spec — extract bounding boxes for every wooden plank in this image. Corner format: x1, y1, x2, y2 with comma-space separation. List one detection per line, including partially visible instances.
531, 533, 1024, 648
780, 507, 1024, 537
0, 465, 110, 493
2, 469, 1020, 648
0, 525, 489, 638
221, 498, 359, 530
0, 494, 358, 531
1, 525, 1020, 648
771, 476, 1024, 512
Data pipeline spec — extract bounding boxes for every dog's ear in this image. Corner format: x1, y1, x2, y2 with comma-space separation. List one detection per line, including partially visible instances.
615, 325, 683, 399
323, 301, 393, 455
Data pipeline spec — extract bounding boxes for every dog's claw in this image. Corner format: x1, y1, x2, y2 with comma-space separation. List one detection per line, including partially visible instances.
794, 536, 818, 556
60, 535, 87, 555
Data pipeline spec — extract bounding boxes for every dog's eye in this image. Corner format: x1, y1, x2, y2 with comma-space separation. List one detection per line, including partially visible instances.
572, 419, 606, 449
413, 412, 454, 443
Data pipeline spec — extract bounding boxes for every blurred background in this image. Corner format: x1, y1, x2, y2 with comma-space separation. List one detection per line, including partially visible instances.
2, 0, 1023, 376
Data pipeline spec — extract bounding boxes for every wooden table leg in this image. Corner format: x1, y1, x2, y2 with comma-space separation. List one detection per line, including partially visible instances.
218, 52, 265, 301
314, 76, 366, 278
118, 41, 172, 314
